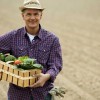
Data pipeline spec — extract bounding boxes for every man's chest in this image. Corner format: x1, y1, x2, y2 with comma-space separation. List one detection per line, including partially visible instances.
11, 38, 52, 64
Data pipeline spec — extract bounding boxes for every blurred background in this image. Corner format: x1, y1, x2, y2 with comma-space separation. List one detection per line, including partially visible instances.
0, 0, 100, 100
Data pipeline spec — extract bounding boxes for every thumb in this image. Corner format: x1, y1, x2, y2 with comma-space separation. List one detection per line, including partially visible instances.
32, 73, 41, 77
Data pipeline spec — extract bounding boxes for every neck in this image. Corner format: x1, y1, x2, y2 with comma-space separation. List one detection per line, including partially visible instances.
26, 26, 40, 35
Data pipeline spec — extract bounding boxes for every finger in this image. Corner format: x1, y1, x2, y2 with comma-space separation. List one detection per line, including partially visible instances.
34, 74, 41, 77
29, 82, 40, 88
32, 74, 41, 80
31, 74, 40, 77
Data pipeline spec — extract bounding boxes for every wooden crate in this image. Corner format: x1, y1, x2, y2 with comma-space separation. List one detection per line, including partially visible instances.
0, 61, 41, 87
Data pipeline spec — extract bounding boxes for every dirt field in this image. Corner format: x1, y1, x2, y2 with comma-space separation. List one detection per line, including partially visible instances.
0, 0, 100, 100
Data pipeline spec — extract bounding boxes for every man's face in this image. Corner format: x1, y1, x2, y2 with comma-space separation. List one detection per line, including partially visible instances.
22, 9, 42, 29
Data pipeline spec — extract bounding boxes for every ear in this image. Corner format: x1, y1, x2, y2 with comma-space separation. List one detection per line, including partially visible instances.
21, 13, 24, 20
40, 12, 42, 19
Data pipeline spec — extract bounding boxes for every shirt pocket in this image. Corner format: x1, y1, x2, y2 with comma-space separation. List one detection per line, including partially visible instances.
12, 46, 28, 57
38, 47, 50, 60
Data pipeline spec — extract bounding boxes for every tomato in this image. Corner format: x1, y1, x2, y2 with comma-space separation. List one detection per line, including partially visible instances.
14, 60, 22, 65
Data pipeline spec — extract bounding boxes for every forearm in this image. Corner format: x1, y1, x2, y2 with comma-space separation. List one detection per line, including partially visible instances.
46, 37, 63, 82
46, 66, 62, 82
44, 73, 51, 81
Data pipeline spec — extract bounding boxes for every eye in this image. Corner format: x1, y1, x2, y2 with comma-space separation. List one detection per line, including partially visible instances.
26, 13, 32, 16
34, 13, 39, 16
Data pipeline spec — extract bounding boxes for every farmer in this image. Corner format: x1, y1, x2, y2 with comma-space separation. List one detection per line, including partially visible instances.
0, 0, 62, 100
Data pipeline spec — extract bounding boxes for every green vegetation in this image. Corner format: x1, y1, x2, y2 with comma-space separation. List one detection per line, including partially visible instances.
5, 55, 16, 62
0, 53, 5, 61
0, 53, 43, 70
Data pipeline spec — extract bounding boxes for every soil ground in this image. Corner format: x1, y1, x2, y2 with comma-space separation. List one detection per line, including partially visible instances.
0, 0, 100, 100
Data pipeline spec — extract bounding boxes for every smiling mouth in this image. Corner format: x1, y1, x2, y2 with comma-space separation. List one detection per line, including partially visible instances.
30, 21, 37, 23
29, 22, 35, 25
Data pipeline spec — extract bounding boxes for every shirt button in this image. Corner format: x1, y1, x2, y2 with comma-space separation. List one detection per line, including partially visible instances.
31, 89, 32, 91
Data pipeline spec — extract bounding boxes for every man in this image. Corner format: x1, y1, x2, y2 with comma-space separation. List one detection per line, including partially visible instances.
0, 0, 62, 100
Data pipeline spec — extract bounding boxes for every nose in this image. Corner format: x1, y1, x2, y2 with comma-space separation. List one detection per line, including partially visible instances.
30, 15, 35, 20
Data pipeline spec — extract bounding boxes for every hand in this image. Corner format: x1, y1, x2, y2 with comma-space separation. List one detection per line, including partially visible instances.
29, 73, 50, 88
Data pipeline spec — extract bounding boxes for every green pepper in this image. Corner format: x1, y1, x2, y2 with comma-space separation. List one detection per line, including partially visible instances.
33, 64, 43, 69
0, 53, 5, 61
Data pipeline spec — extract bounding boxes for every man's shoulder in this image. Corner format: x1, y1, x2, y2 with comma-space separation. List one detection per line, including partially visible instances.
11, 27, 25, 35
3, 27, 24, 36
41, 28, 58, 40
0, 27, 23, 39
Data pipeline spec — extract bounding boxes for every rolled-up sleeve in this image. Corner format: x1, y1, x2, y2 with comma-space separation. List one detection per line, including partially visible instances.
46, 37, 63, 82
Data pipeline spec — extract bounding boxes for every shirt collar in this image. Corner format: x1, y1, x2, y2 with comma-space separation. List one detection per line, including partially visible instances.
23, 25, 44, 40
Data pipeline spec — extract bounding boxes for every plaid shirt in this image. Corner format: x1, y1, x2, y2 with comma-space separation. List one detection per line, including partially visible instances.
0, 26, 62, 100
